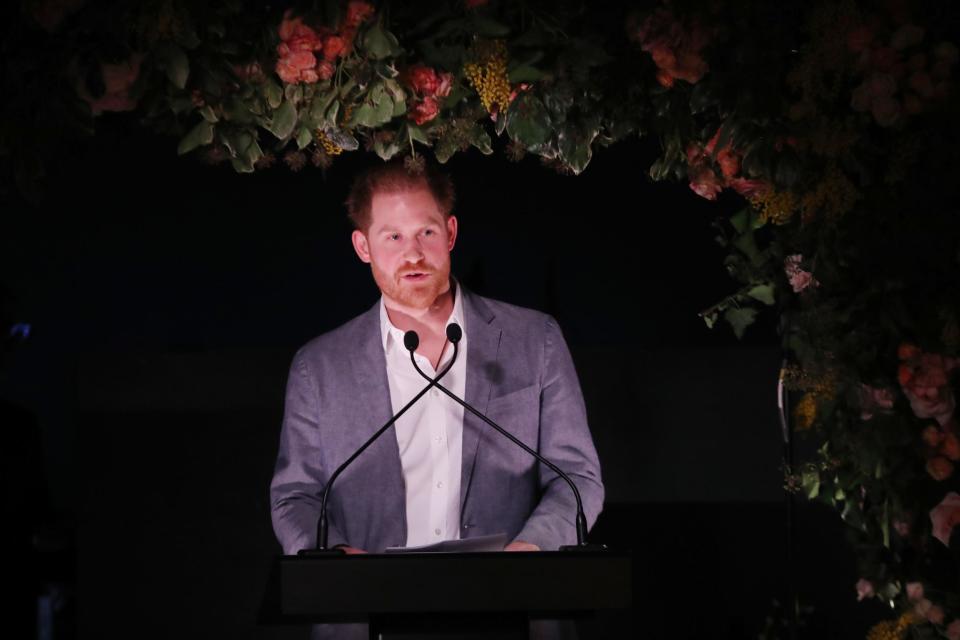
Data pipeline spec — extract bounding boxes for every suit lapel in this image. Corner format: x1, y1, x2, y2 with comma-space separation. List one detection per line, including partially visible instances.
350, 300, 407, 537
460, 288, 501, 513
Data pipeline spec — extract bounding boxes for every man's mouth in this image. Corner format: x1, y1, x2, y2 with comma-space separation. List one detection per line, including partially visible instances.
401, 271, 430, 281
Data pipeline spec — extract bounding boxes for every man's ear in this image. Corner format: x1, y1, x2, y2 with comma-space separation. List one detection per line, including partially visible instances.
446, 215, 458, 252
352, 229, 372, 263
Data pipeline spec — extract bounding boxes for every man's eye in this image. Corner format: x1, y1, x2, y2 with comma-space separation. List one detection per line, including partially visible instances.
423, 229, 434, 236
388, 234, 400, 240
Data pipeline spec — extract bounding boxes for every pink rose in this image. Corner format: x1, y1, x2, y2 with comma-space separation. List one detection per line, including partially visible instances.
898, 350, 958, 425
893, 517, 912, 537
928, 456, 955, 481
927, 606, 945, 625
276, 50, 319, 84
408, 96, 440, 125
728, 178, 767, 197
323, 35, 347, 61
784, 255, 820, 293
858, 384, 896, 420
717, 147, 740, 179
79, 54, 143, 115
316, 60, 335, 81
687, 166, 723, 200
934, 42, 960, 65
891, 24, 925, 51
435, 72, 454, 98
906, 581, 925, 602
847, 26, 875, 53
855, 579, 875, 601
629, 9, 710, 87
946, 620, 960, 640
930, 491, 960, 547
344, 1, 375, 29
871, 95, 901, 127
404, 64, 440, 96
728, 177, 769, 198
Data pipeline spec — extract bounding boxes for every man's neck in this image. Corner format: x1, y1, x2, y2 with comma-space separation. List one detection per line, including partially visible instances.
383, 280, 455, 337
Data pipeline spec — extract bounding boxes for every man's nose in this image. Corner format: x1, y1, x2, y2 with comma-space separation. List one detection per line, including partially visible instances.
402, 237, 425, 261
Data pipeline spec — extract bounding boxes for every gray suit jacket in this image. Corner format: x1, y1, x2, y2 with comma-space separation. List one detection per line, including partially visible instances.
270, 287, 604, 554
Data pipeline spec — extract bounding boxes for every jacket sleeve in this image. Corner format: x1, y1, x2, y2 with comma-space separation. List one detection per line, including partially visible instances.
514, 316, 604, 550
269, 350, 350, 554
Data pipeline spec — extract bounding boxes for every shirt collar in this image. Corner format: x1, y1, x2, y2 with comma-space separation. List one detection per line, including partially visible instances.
380, 278, 465, 353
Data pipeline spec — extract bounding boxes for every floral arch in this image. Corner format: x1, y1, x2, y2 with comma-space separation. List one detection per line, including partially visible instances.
5, 0, 960, 636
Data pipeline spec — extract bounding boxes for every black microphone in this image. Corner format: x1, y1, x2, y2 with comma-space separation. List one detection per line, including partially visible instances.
298, 329, 459, 555
409, 322, 600, 551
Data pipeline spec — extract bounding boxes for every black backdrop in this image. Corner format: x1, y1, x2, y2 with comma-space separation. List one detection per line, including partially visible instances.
1, 118, 889, 638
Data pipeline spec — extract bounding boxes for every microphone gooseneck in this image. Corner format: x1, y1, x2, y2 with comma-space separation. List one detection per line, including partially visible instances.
407, 322, 593, 549
305, 329, 458, 554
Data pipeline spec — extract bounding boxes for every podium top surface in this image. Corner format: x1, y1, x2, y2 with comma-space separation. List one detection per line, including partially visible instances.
269, 550, 633, 621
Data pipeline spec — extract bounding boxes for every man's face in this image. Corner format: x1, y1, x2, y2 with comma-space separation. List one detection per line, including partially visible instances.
351, 187, 458, 311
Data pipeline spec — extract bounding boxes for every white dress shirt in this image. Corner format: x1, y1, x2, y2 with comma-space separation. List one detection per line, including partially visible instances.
380, 284, 466, 547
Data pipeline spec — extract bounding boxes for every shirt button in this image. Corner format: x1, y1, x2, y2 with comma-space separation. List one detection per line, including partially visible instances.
434, 528, 441, 536
436, 481, 443, 488
436, 436, 443, 443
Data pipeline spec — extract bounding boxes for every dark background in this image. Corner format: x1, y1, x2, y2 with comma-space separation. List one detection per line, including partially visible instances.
1, 118, 887, 638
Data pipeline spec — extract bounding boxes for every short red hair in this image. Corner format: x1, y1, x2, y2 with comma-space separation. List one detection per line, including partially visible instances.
345, 160, 455, 231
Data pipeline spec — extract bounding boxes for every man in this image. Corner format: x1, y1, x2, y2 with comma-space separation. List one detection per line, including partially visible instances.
269, 160, 604, 636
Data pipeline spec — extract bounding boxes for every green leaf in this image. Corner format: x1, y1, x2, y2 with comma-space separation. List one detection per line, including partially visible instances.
198, 105, 218, 123
156, 42, 190, 90
506, 93, 551, 147
177, 120, 214, 155
407, 124, 430, 145
267, 100, 297, 140
231, 138, 262, 173
730, 208, 750, 234
470, 126, 493, 155
724, 306, 758, 339
323, 128, 359, 151
881, 499, 890, 548
295, 126, 314, 150
508, 65, 545, 83
470, 16, 511, 37
263, 81, 283, 110
373, 134, 402, 161
363, 22, 402, 60
746, 283, 776, 305
284, 84, 303, 104
558, 122, 599, 175
801, 469, 820, 500
841, 500, 866, 530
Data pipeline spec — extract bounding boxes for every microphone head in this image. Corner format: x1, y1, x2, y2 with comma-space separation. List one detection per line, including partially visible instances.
446, 323, 463, 344
403, 330, 420, 351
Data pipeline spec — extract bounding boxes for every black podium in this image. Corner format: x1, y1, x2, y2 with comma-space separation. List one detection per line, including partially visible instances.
262, 550, 632, 639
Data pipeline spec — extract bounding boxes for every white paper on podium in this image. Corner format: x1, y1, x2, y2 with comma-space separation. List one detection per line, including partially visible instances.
383, 532, 508, 553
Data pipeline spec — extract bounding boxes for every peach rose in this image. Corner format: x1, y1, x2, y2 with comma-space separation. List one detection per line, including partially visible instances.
942, 432, 960, 460
931, 492, 960, 547
859, 384, 896, 420
855, 579, 875, 601
928, 456, 955, 481
923, 425, 946, 447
